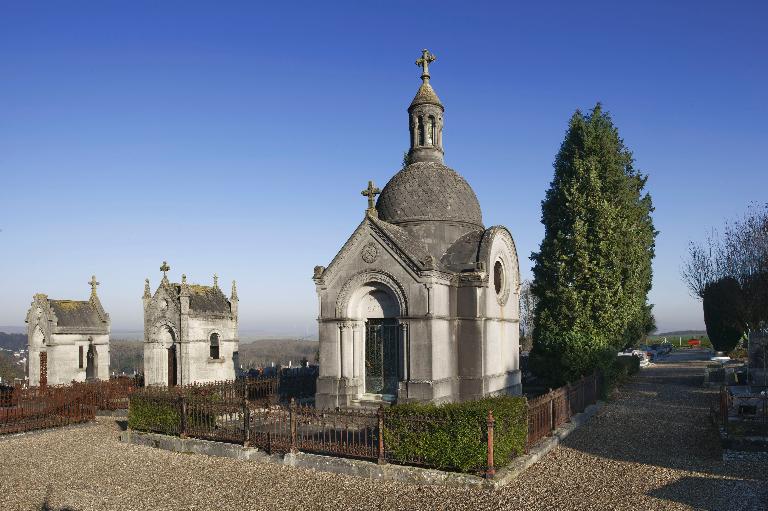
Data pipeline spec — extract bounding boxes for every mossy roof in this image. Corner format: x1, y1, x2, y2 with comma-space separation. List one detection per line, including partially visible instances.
49, 300, 103, 328
172, 284, 230, 314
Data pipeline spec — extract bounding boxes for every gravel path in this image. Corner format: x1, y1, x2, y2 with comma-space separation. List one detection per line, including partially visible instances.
1, 350, 766, 511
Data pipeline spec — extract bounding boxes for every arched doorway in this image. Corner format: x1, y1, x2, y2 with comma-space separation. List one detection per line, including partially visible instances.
358, 285, 401, 397
157, 326, 178, 387
168, 344, 177, 386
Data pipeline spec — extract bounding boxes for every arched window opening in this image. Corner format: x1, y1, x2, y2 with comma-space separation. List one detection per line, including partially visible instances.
494, 260, 505, 296
427, 116, 435, 146
417, 117, 425, 146
210, 333, 220, 360
79, 346, 84, 369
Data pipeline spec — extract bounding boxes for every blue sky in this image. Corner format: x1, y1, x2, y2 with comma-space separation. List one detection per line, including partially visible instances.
1, 1, 766, 336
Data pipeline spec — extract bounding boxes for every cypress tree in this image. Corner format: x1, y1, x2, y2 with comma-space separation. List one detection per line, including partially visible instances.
530, 104, 656, 384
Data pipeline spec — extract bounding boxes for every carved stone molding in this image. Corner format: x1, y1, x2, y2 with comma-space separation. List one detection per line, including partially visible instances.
334, 270, 409, 318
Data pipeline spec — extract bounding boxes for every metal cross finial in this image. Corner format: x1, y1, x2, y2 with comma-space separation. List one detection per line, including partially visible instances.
415, 49, 436, 82
160, 261, 170, 277
361, 180, 381, 212
89, 275, 99, 295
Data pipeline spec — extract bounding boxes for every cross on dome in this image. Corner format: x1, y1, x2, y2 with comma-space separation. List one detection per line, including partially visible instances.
415, 49, 436, 82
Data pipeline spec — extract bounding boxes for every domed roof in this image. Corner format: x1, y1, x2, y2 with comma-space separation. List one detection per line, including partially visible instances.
376, 161, 483, 226
410, 82, 442, 108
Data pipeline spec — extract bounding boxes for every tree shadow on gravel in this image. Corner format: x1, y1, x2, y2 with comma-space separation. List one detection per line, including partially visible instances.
558, 352, 768, 480
647, 476, 768, 511
38, 500, 78, 511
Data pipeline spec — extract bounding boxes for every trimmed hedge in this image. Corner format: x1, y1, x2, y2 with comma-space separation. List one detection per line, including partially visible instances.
127, 394, 181, 435
383, 396, 527, 473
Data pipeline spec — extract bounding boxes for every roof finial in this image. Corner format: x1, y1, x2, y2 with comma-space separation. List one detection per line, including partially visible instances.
144, 278, 151, 299
361, 180, 381, 217
415, 49, 436, 83
231, 280, 238, 300
160, 261, 170, 278
89, 275, 100, 296
213, 273, 219, 289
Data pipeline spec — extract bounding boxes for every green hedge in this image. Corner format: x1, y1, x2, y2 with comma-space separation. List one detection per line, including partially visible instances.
128, 394, 181, 435
383, 396, 527, 473
598, 352, 641, 399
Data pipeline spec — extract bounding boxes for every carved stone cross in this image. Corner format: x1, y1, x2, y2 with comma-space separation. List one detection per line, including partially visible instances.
213, 273, 219, 288
361, 181, 381, 211
415, 49, 436, 80
160, 261, 170, 277
89, 275, 99, 294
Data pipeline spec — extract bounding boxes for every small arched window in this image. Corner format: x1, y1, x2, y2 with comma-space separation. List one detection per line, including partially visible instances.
209, 333, 220, 360
417, 117, 425, 146
428, 116, 436, 146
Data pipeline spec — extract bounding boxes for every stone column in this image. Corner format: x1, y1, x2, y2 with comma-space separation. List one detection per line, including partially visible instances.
340, 322, 353, 379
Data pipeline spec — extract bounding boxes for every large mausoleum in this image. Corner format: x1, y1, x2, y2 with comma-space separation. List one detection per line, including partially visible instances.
143, 262, 239, 386
26, 276, 111, 386
313, 50, 521, 409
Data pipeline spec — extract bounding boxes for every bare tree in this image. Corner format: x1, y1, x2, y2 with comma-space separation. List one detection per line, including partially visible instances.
682, 203, 768, 365
519, 279, 536, 352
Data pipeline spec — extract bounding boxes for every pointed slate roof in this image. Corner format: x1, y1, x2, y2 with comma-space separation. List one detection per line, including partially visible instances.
170, 283, 231, 314
48, 300, 104, 328
369, 215, 436, 270
410, 82, 442, 108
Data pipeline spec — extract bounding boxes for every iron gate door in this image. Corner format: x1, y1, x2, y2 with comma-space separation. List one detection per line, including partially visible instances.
365, 320, 399, 396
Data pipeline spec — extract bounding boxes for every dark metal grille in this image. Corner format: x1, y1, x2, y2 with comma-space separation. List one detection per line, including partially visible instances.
365, 320, 399, 396
39, 352, 47, 387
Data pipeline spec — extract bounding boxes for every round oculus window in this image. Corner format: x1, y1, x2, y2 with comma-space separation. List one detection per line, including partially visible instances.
493, 260, 505, 296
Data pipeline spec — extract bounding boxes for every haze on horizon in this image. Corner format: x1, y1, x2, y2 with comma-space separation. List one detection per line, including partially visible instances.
1, 2, 766, 336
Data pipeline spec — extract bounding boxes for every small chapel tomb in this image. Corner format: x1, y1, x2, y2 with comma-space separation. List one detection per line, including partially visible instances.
143, 262, 239, 386
313, 50, 522, 408
26, 276, 111, 386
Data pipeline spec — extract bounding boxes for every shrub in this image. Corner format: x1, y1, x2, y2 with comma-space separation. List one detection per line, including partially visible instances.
598, 351, 641, 399
531, 330, 610, 387
128, 393, 180, 435
384, 396, 527, 473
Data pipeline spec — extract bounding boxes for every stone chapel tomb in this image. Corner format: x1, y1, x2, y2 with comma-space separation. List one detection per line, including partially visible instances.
143, 262, 239, 386
313, 50, 522, 408
26, 276, 111, 386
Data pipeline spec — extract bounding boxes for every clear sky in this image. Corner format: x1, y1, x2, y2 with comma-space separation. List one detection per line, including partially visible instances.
1, 1, 766, 336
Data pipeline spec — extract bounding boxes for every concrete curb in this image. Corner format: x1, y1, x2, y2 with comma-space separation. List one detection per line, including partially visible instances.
120, 401, 605, 489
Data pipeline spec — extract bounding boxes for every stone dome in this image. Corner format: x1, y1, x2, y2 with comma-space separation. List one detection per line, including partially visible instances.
376, 161, 483, 226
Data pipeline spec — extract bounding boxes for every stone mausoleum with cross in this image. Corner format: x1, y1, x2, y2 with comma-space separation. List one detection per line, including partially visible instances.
313, 50, 521, 409
142, 262, 239, 386
26, 276, 111, 386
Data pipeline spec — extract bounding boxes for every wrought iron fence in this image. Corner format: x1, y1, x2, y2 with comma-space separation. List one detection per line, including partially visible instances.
0, 386, 96, 435
527, 372, 601, 450
127, 372, 604, 476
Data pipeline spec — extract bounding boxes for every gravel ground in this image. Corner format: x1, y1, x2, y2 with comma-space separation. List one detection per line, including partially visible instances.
1, 350, 766, 511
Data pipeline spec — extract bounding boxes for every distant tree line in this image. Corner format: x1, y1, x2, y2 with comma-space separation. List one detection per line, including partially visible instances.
682, 204, 768, 353
0, 332, 27, 351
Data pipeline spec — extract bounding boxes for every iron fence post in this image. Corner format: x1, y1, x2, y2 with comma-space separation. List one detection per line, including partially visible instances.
243, 397, 251, 447
377, 404, 386, 465
179, 395, 187, 438
290, 398, 297, 453
549, 389, 555, 434
486, 410, 495, 479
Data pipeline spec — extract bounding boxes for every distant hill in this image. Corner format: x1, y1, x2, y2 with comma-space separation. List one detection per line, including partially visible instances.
239, 338, 318, 368
655, 330, 707, 338
0, 332, 27, 351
